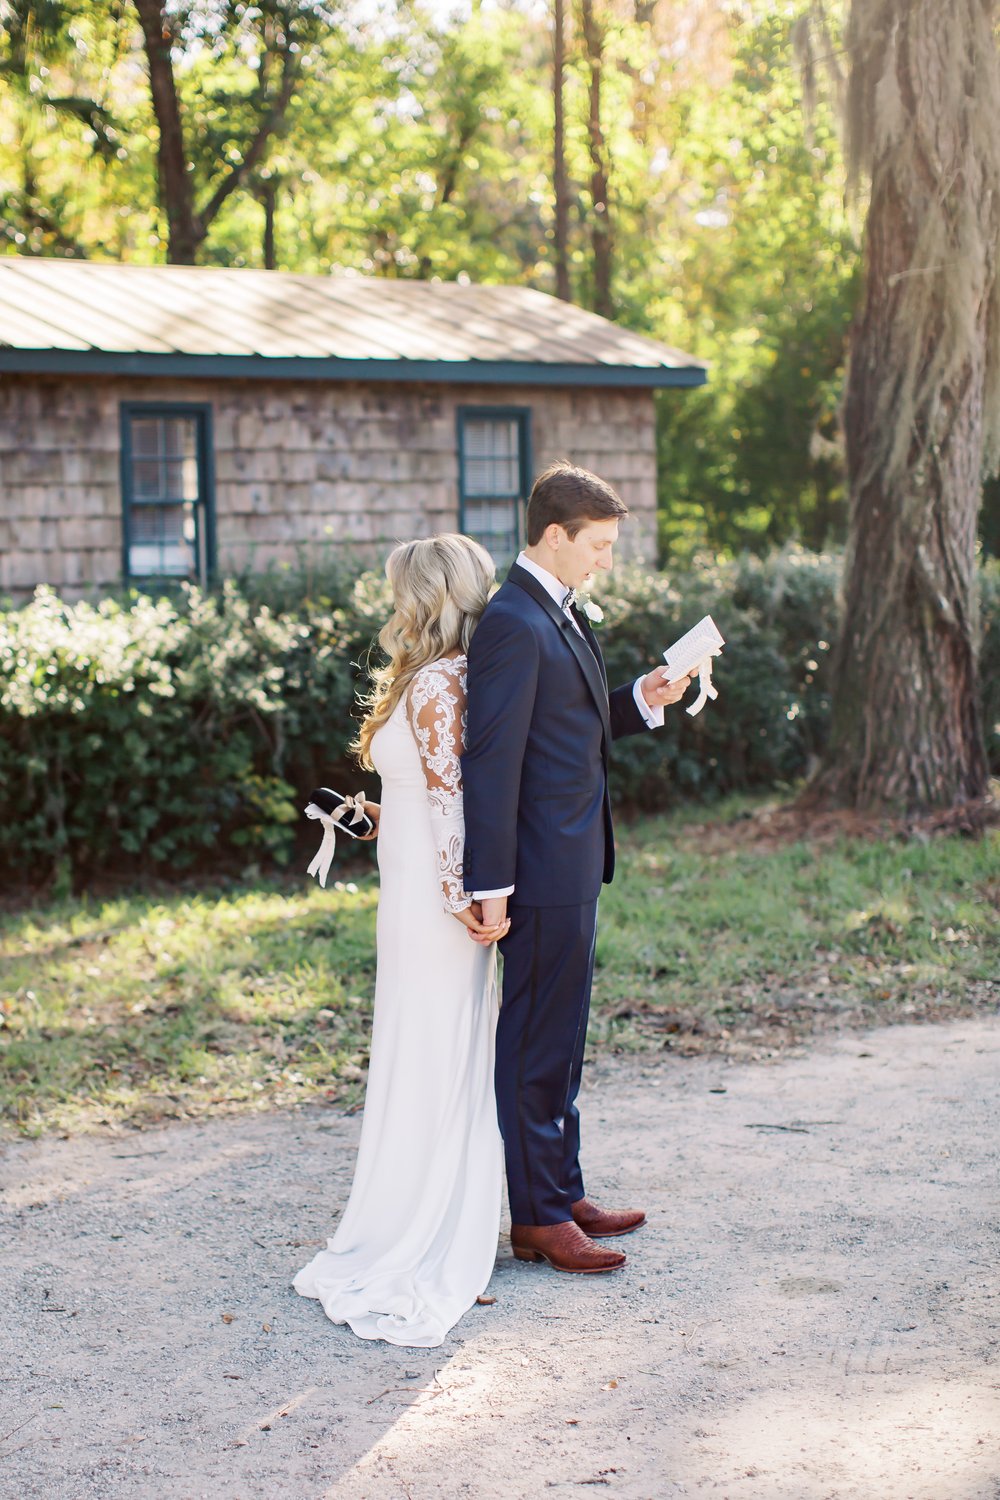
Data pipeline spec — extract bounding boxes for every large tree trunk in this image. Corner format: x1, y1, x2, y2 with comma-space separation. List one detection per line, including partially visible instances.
133, 0, 199, 263
553, 0, 571, 302
811, 0, 1000, 812
578, 0, 613, 318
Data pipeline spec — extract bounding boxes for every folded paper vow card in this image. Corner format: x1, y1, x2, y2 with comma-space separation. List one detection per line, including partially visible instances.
662, 616, 725, 717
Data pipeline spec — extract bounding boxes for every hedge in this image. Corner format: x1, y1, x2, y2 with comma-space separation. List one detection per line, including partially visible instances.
1, 549, 996, 886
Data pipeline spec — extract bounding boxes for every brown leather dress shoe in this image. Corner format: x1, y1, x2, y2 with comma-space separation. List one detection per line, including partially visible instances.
510, 1220, 626, 1273
571, 1197, 647, 1238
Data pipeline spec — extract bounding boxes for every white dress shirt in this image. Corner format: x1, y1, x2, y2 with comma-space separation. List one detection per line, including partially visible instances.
471, 553, 663, 902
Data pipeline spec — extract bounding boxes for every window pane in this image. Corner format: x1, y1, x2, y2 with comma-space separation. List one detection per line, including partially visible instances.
133, 459, 162, 500
464, 418, 517, 459
465, 454, 519, 496
131, 418, 161, 458
125, 410, 208, 583
129, 501, 196, 577
462, 418, 521, 498
182, 453, 198, 500
463, 498, 520, 560
161, 458, 199, 502
163, 420, 197, 461
129, 417, 199, 501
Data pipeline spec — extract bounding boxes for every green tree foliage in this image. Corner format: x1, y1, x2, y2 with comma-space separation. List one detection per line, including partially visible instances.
0, 1, 860, 552
259, 11, 553, 281
648, 11, 859, 557
132, 0, 335, 263
0, 0, 139, 255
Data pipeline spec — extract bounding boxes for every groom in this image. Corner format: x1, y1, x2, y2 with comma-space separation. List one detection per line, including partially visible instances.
461, 462, 690, 1274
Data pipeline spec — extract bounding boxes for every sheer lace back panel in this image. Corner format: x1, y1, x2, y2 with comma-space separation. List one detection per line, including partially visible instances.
406, 656, 471, 915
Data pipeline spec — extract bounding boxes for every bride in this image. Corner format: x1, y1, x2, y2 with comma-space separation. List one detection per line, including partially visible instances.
293, 534, 508, 1349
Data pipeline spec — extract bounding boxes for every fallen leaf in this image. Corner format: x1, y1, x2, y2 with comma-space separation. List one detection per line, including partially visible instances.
476, 1295, 496, 1306
602, 1379, 618, 1390
565, 1418, 579, 1426
221, 1313, 235, 1324
262, 1322, 272, 1332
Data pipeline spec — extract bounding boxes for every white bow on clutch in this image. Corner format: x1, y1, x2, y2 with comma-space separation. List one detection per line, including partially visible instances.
305, 791, 368, 888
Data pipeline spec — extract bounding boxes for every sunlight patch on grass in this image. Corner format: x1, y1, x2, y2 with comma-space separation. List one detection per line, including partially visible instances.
1, 877, 379, 1135
2, 801, 997, 1136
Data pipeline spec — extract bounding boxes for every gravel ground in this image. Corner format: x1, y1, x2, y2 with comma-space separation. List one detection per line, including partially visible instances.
2, 1015, 999, 1500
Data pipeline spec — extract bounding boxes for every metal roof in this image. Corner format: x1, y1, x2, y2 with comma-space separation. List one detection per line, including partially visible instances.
0, 258, 706, 388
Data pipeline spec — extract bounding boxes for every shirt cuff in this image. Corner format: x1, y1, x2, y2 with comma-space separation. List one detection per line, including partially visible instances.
472, 886, 515, 900
633, 675, 664, 729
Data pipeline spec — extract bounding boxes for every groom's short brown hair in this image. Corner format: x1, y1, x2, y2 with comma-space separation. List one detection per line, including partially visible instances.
525, 462, 628, 545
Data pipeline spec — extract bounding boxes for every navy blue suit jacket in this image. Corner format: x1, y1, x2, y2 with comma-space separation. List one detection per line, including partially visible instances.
461, 563, 649, 907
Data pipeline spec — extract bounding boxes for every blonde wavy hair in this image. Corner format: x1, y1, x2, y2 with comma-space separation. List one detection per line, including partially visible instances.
353, 533, 496, 769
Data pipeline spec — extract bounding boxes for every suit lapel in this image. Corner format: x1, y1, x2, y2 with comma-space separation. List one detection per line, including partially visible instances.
506, 564, 612, 742
571, 605, 609, 690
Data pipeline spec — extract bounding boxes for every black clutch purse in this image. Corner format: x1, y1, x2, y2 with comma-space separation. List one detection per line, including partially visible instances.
304, 788, 374, 886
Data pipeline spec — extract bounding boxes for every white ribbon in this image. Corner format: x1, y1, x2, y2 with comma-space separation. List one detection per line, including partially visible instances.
686, 657, 719, 717
305, 791, 368, 887
663, 615, 725, 716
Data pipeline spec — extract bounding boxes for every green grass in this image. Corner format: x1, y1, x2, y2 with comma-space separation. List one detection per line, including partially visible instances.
594, 801, 999, 1050
2, 798, 997, 1136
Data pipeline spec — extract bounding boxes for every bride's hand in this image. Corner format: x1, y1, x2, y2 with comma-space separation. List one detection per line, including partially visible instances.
358, 800, 381, 840
454, 903, 510, 945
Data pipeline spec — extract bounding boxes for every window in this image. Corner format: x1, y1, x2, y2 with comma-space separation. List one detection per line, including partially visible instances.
458, 407, 531, 561
120, 404, 214, 584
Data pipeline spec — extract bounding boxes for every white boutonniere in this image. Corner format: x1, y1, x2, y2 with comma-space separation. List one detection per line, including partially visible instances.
579, 596, 604, 626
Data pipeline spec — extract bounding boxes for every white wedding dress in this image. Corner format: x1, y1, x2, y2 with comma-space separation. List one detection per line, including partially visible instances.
293, 655, 503, 1349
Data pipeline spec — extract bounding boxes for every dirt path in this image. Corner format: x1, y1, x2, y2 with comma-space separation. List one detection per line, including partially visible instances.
2, 1015, 999, 1500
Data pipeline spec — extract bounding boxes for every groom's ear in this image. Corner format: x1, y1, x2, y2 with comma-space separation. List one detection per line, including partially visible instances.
545, 522, 569, 550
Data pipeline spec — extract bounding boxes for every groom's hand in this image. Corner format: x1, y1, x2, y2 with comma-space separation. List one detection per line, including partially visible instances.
480, 896, 509, 931
640, 667, 692, 710
455, 900, 510, 945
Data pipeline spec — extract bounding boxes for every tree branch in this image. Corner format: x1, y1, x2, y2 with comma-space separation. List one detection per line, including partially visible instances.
195, 46, 302, 236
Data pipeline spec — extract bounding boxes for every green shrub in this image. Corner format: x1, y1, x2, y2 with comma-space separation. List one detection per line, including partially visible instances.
595, 546, 840, 807
0, 586, 296, 879
0, 549, 995, 885
0, 577, 387, 884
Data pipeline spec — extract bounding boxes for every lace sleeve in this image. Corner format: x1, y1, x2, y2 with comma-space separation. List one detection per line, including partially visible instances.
407, 658, 472, 915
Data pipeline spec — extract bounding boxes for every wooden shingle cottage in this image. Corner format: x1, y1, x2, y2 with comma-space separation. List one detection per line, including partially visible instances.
0, 259, 705, 599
